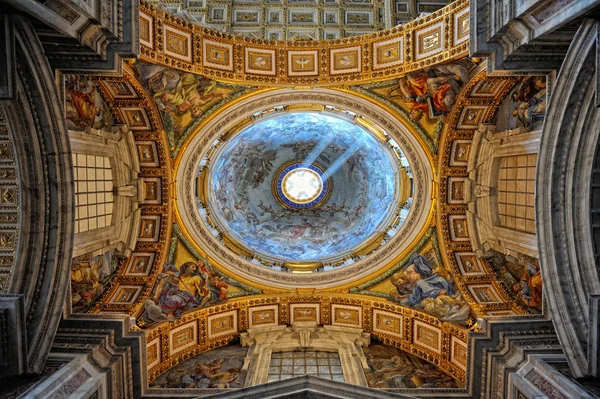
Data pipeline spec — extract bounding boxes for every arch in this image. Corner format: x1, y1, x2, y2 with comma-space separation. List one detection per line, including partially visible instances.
537, 19, 600, 378
0, 17, 74, 374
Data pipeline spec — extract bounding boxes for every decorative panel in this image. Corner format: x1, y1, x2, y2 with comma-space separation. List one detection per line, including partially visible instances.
331, 304, 362, 328
125, 252, 156, 276
287, 50, 319, 76
147, 337, 161, 370
248, 305, 279, 328
413, 320, 442, 353
139, 0, 467, 86
372, 309, 402, 338
207, 310, 238, 339
169, 321, 198, 355
245, 48, 276, 76
330, 46, 361, 75
450, 335, 467, 370
414, 20, 445, 61
373, 37, 404, 70
163, 24, 193, 62
289, 303, 320, 323
203, 39, 234, 71
109, 285, 143, 305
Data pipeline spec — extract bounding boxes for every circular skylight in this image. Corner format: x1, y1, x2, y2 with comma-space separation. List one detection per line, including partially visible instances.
275, 163, 329, 208
283, 168, 322, 203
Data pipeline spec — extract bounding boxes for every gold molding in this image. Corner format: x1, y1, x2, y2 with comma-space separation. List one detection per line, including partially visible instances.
139, 0, 469, 88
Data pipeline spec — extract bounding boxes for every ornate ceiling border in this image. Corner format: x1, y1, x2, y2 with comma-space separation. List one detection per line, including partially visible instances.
138, 0, 469, 87
80, 65, 174, 316
0, 105, 22, 295
436, 69, 536, 318
143, 293, 469, 390
174, 88, 434, 290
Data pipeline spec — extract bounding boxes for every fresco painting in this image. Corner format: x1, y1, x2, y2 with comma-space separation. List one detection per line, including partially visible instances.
142, 234, 261, 324
64, 75, 114, 131
384, 59, 474, 121
363, 344, 459, 388
389, 252, 470, 323
135, 62, 253, 149
207, 112, 402, 263
352, 58, 477, 152
144, 258, 229, 322
150, 345, 247, 389
352, 236, 471, 324
488, 251, 542, 312
496, 76, 547, 132
70, 250, 119, 312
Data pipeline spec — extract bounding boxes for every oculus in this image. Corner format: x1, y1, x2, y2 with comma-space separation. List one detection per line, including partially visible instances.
275, 162, 330, 208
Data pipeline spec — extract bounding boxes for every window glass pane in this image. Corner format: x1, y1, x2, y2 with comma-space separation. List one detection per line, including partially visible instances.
268, 351, 344, 382
497, 155, 537, 234
73, 154, 115, 233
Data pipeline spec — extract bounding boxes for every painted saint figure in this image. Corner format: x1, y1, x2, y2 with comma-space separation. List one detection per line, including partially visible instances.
390, 253, 470, 322
150, 260, 228, 319
512, 260, 543, 311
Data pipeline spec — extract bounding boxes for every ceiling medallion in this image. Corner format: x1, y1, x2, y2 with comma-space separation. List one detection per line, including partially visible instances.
274, 162, 331, 209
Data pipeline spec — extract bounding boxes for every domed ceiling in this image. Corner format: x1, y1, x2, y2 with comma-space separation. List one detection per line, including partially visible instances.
55, 1, 557, 394
205, 112, 405, 264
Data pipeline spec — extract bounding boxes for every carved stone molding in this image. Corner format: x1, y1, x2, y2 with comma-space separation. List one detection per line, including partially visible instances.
537, 19, 600, 378
0, 17, 75, 375
4, 0, 139, 74
470, 0, 600, 74
468, 319, 597, 399
0, 294, 25, 375
200, 375, 419, 399
20, 314, 145, 399
241, 323, 371, 387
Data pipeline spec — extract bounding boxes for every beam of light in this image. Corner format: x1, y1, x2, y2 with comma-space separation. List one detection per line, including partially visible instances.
303, 137, 331, 166
322, 141, 362, 180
